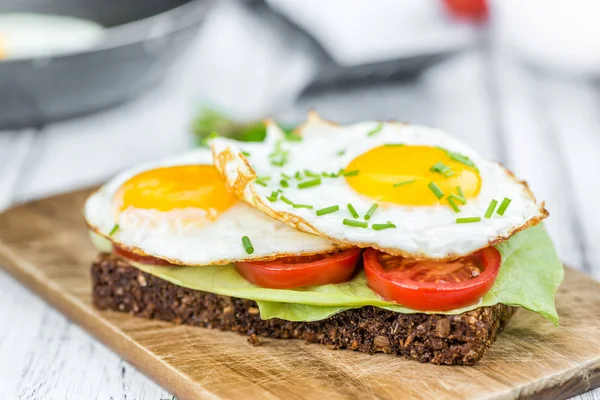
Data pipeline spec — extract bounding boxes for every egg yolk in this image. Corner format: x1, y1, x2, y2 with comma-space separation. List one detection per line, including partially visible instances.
345, 146, 481, 206
114, 165, 236, 214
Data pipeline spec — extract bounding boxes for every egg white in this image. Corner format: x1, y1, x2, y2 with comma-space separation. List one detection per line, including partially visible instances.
211, 112, 547, 260
84, 148, 344, 266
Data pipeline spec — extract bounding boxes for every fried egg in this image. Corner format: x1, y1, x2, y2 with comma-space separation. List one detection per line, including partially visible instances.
211, 112, 548, 260
84, 148, 344, 266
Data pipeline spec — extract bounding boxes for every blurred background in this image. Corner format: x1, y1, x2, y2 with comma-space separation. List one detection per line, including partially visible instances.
1, 0, 600, 270
2, 0, 600, 273
1, 0, 600, 397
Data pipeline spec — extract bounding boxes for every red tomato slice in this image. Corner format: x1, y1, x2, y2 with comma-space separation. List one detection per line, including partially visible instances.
235, 248, 362, 289
442, 0, 488, 21
363, 247, 501, 311
114, 245, 174, 266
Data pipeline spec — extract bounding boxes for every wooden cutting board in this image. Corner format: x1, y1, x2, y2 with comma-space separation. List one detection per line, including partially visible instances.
0, 188, 599, 400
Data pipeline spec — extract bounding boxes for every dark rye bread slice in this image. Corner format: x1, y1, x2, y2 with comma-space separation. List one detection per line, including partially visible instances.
92, 253, 515, 365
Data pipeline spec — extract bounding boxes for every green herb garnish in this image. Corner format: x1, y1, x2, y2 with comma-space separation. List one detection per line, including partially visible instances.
449, 193, 466, 205
109, 224, 120, 236
280, 180, 289, 188
337, 149, 346, 156
427, 182, 444, 199
393, 179, 416, 188
372, 222, 396, 231
343, 219, 368, 228
343, 170, 360, 177
316, 205, 340, 216
497, 198, 512, 216
367, 123, 383, 136
456, 186, 465, 198
485, 199, 498, 218
241, 151, 251, 157
280, 195, 294, 205
294, 171, 303, 180
456, 217, 481, 224
347, 203, 359, 218
304, 169, 319, 178
281, 173, 291, 180
267, 191, 279, 202
383, 143, 404, 147
297, 178, 321, 189
448, 152, 477, 170
293, 204, 313, 209
241, 236, 254, 254
364, 203, 378, 220
446, 197, 460, 213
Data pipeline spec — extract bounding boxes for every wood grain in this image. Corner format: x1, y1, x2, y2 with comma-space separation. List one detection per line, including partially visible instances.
0, 188, 599, 400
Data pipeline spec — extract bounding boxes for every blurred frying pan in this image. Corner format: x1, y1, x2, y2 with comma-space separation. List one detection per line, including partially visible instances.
0, 0, 212, 129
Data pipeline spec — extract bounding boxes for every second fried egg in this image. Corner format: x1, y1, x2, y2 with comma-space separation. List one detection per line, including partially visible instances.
211, 112, 548, 260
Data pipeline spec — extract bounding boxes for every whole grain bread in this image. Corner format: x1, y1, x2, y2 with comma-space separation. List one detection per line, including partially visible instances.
92, 253, 515, 365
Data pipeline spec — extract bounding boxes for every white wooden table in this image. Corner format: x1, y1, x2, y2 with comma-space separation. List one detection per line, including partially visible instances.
1, 4, 600, 399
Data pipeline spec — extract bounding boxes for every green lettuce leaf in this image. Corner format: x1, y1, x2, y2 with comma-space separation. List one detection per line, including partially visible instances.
128, 225, 563, 324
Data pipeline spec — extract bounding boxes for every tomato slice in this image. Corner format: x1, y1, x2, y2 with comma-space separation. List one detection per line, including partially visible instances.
363, 247, 501, 311
114, 245, 174, 266
235, 248, 362, 289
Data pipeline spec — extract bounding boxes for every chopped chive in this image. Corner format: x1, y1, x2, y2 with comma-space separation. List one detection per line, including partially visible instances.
448, 152, 477, 170
337, 149, 346, 156
294, 171, 303, 180
343, 219, 368, 228
109, 224, 120, 236
257, 176, 271, 181
255, 179, 268, 187
281, 173, 291, 180
449, 193, 466, 205
304, 169, 319, 178
367, 123, 383, 136
372, 222, 396, 231
456, 217, 481, 224
343, 170, 360, 177
280, 179, 289, 188
427, 182, 444, 199
270, 158, 286, 167
276, 189, 283, 193
267, 191, 279, 202
241, 236, 254, 254
280, 195, 294, 205
297, 178, 321, 189
393, 179, 416, 188
241, 151, 251, 156
444, 170, 456, 177
293, 204, 313, 209
497, 197, 512, 216
430, 162, 450, 173
383, 143, 404, 147
364, 203, 378, 220
347, 203, 359, 218
456, 186, 465, 198
485, 199, 498, 218
286, 133, 302, 142
316, 205, 340, 216
446, 197, 460, 213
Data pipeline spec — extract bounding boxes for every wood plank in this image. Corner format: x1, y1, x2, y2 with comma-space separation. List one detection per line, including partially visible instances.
0, 188, 599, 400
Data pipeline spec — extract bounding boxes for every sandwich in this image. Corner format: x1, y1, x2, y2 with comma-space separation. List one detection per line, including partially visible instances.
86, 112, 563, 365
